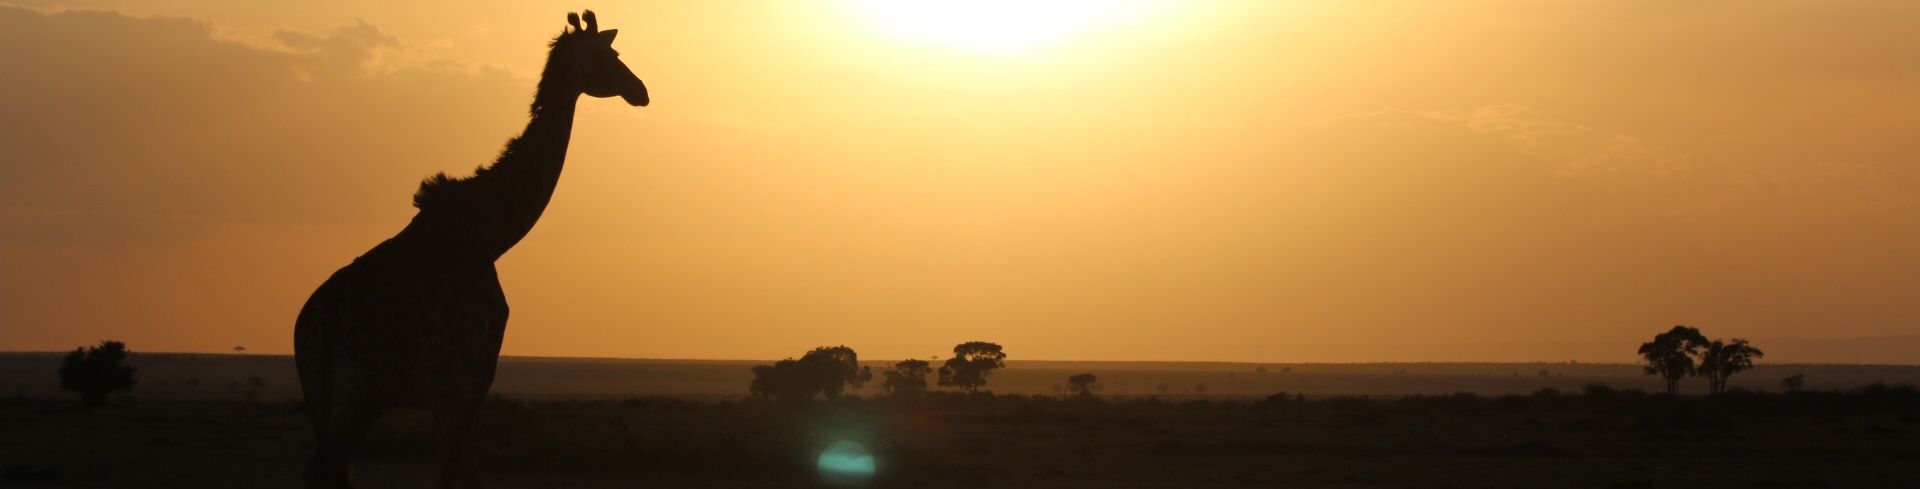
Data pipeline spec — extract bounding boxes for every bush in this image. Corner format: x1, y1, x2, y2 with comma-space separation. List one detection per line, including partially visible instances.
881, 360, 932, 396
749, 346, 872, 404
58, 341, 136, 407
1260, 392, 1305, 409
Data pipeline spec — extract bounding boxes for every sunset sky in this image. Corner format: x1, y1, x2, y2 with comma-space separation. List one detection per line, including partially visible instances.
2, 1, 1916, 363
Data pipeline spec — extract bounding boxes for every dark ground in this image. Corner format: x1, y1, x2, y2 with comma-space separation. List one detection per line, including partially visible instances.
6, 353, 1918, 401
4, 386, 1918, 488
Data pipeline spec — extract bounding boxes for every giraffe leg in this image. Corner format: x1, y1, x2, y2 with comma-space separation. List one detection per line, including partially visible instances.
305, 401, 380, 489
435, 402, 484, 489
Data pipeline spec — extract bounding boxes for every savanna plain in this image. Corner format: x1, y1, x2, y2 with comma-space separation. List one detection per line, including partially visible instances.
3, 353, 1918, 488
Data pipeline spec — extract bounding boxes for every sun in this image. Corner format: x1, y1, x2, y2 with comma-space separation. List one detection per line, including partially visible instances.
844, 0, 1176, 56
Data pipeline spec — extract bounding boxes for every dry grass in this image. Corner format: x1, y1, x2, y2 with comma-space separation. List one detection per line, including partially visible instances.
5, 386, 1918, 488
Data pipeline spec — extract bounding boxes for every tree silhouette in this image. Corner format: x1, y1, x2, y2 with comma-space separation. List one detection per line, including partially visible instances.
1698, 338, 1763, 395
749, 345, 873, 403
881, 359, 932, 395
1067, 373, 1099, 398
58, 341, 136, 407
937, 341, 1006, 393
1637, 325, 1708, 395
1780, 373, 1805, 392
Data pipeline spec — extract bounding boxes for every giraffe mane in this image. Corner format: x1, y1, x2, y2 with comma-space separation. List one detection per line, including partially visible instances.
412, 133, 529, 210
414, 20, 592, 210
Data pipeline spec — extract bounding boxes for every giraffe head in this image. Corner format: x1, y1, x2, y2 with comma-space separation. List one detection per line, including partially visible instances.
561, 11, 648, 107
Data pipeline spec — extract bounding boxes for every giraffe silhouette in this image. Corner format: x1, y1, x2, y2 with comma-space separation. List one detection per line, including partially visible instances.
293, 11, 646, 489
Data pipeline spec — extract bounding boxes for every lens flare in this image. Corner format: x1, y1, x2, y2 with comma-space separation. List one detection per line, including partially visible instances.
817, 440, 876, 485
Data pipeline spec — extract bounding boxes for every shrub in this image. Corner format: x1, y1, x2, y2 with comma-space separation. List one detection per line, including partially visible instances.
881, 359, 932, 396
1067, 373, 1098, 397
749, 346, 872, 403
58, 341, 136, 407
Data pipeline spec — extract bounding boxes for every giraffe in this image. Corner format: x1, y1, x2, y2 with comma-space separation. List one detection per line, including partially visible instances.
293, 11, 646, 489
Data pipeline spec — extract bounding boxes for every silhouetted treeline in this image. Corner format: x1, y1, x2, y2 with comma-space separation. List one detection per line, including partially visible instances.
1258, 382, 1920, 418
748, 346, 871, 403
750, 342, 1007, 401
1638, 325, 1763, 395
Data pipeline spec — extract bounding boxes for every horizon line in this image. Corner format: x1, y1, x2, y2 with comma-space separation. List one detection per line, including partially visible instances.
4, 350, 1917, 367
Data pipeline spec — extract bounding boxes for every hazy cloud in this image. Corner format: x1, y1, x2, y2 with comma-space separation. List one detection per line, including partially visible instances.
0, 6, 521, 246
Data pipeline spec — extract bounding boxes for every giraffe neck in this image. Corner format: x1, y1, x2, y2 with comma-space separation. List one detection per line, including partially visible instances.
477, 81, 580, 257
401, 46, 584, 263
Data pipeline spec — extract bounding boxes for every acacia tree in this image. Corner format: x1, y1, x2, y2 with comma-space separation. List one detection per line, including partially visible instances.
1698, 339, 1763, 395
1067, 373, 1099, 397
749, 345, 873, 403
1638, 325, 1708, 395
938, 341, 1006, 393
59, 341, 137, 407
881, 359, 932, 395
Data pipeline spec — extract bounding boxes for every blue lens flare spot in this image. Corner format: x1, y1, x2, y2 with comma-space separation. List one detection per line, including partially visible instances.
817, 440, 876, 485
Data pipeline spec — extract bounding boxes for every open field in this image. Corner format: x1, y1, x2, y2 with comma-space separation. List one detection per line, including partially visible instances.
4, 387, 1918, 488
5, 353, 1920, 487
5, 353, 1918, 402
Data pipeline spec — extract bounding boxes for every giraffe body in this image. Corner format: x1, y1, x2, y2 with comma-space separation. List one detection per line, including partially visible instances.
293, 11, 646, 489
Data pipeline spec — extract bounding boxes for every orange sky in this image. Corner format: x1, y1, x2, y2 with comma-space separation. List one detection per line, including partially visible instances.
2, 1, 1917, 363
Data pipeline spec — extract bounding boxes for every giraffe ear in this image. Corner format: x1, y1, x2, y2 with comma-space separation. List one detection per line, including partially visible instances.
567, 12, 581, 32
595, 29, 618, 46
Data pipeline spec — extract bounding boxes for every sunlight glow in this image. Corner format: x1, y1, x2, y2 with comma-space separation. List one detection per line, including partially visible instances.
845, 0, 1177, 55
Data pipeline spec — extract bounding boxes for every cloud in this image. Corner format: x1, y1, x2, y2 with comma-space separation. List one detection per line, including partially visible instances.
271, 19, 403, 79
0, 6, 523, 246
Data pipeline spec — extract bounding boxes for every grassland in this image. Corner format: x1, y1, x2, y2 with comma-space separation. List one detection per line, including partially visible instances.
3, 353, 1918, 488
5, 353, 1917, 401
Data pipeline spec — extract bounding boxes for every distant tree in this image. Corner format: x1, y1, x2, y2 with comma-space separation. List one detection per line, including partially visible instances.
749, 345, 873, 403
59, 341, 137, 407
881, 359, 932, 395
1698, 339, 1763, 395
937, 342, 1006, 393
1067, 373, 1099, 397
233, 346, 246, 354
1780, 373, 1805, 392
1638, 325, 1709, 395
